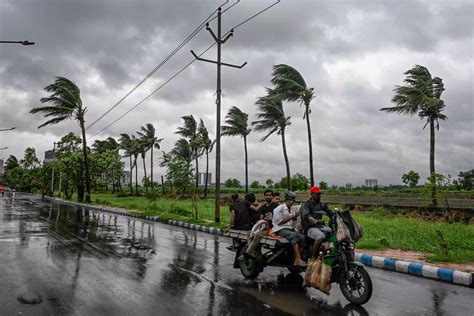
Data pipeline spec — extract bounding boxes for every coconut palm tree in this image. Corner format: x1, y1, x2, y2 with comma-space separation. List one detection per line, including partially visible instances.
271, 64, 316, 186
119, 133, 135, 195
171, 138, 193, 164
221, 106, 252, 193
30, 77, 92, 202
253, 90, 292, 190
4, 155, 19, 171
380, 65, 447, 206
198, 119, 216, 197
176, 115, 202, 188
137, 123, 163, 193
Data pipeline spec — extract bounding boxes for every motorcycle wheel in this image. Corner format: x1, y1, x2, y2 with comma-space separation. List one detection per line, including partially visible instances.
339, 266, 372, 305
238, 246, 260, 279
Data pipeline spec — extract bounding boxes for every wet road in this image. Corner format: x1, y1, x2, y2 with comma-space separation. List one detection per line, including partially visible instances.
0, 194, 472, 316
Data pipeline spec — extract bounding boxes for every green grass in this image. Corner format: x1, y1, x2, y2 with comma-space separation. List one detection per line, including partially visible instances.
92, 193, 230, 229
353, 208, 474, 263
88, 193, 473, 264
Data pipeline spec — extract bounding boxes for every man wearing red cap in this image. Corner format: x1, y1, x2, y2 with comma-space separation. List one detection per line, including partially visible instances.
300, 186, 334, 259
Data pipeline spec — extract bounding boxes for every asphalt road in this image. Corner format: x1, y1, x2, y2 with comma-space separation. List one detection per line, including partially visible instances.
0, 194, 472, 316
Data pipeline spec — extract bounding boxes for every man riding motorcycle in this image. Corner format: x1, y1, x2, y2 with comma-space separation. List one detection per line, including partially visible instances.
300, 186, 334, 259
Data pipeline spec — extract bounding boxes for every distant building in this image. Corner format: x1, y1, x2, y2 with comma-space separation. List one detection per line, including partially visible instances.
0, 159, 4, 175
365, 179, 378, 188
198, 172, 212, 186
345, 183, 353, 189
43, 150, 56, 164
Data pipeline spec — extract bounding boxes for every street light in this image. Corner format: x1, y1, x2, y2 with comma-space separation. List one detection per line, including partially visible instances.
0, 127, 16, 132
0, 147, 8, 150
0, 40, 35, 46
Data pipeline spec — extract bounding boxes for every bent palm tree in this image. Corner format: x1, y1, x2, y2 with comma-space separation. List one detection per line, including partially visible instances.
221, 106, 252, 193
137, 123, 163, 193
30, 77, 92, 203
253, 91, 292, 190
176, 115, 201, 188
271, 64, 316, 186
198, 119, 216, 197
380, 65, 447, 206
119, 133, 134, 195
5, 155, 19, 171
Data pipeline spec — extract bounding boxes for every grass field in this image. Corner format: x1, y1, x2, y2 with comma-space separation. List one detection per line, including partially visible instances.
90, 192, 473, 264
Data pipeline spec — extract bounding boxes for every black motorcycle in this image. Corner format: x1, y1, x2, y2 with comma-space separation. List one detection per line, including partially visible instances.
224, 210, 372, 305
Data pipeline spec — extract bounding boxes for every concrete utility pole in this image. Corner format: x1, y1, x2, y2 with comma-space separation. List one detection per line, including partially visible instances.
191, 7, 246, 223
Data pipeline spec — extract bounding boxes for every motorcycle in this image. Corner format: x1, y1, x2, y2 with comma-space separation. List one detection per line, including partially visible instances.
224, 209, 373, 305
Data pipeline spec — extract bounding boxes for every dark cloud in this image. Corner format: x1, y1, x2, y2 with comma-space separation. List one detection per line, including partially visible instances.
1, 0, 472, 186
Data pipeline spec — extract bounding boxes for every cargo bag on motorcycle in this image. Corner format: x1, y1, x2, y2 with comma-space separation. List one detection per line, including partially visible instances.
340, 210, 363, 242
303, 258, 332, 294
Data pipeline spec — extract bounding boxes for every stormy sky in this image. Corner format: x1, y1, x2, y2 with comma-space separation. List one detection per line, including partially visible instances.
0, 0, 472, 187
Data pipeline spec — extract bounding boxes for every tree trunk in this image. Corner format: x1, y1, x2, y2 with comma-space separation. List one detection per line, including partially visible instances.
150, 147, 154, 193
430, 119, 437, 206
134, 155, 138, 195
281, 129, 291, 190
195, 149, 199, 188
129, 156, 133, 195
80, 119, 92, 203
244, 135, 249, 193
141, 152, 147, 192
305, 104, 314, 187
204, 149, 209, 197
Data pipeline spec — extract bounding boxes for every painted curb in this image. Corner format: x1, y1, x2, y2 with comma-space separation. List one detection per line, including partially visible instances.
354, 253, 473, 288
44, 197, 223, 237
43, 197, 472, 288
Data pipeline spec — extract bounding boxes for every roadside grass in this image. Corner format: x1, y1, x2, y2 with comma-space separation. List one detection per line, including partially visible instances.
92, 193, 230, 229
353, 208, 474, 263
89, 193, 473, 263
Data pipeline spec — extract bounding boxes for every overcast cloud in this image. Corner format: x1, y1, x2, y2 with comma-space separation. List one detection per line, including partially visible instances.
0, 0, 473, 187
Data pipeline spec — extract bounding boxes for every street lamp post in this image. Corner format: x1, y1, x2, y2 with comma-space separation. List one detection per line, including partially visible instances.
0, 41, 35, 46
0, 127, 16, 132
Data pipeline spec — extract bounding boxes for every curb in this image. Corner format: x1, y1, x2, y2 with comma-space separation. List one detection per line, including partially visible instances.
354, 253, 473, 288
44, 197, 473, 288
44, 197, 224, 237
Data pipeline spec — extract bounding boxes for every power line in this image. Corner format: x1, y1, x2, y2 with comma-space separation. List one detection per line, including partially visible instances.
230, 0, 280, 31
87, 0, 279, 140
86, 0, 233, 131
88, 43, 216, 141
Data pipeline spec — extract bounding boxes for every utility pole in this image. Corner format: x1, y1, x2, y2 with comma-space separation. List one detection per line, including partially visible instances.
191, 7, 246, 223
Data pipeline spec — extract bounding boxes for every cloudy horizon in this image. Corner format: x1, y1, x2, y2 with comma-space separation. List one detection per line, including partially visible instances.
0, 0, 472, 187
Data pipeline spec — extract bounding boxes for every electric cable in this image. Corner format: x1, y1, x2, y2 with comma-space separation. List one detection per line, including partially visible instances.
88, 43, 216, 140
86, 0, 231, 131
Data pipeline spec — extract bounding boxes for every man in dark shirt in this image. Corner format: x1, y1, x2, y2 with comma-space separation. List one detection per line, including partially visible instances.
259, 190, 279, 226
300, 186, 335, 259
229, 193, 255, 230
243, 190, 279, 258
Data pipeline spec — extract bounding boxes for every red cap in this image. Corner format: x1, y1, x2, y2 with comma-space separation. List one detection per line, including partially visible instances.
310, 186, 322, 194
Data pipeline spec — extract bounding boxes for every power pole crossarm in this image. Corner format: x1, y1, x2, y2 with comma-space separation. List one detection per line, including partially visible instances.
190, 50, 247, 68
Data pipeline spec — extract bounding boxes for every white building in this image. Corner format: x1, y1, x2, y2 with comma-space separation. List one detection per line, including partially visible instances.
365, 179, 378, 188
197, 172, 212, 186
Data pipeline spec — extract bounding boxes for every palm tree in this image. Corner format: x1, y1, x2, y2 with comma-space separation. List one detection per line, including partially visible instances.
4, 155, 19, 171
221, 106, 252, 193
137, 138, 148, 191
176, 115, 202, 188
119, 133, 134, 195
30, 77, 92, 202
253, 90, 292, 190
198, 119, 216, 197
171, 138, 193, 163
380, 65, 447, 206
271, 64, 316, 186
137, 123, 163, 193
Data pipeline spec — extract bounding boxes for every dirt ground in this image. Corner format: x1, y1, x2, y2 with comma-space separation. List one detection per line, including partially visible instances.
356, 249, 474, 272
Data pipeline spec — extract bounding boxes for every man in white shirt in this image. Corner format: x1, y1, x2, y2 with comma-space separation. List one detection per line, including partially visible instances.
272, 191, 306, 267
